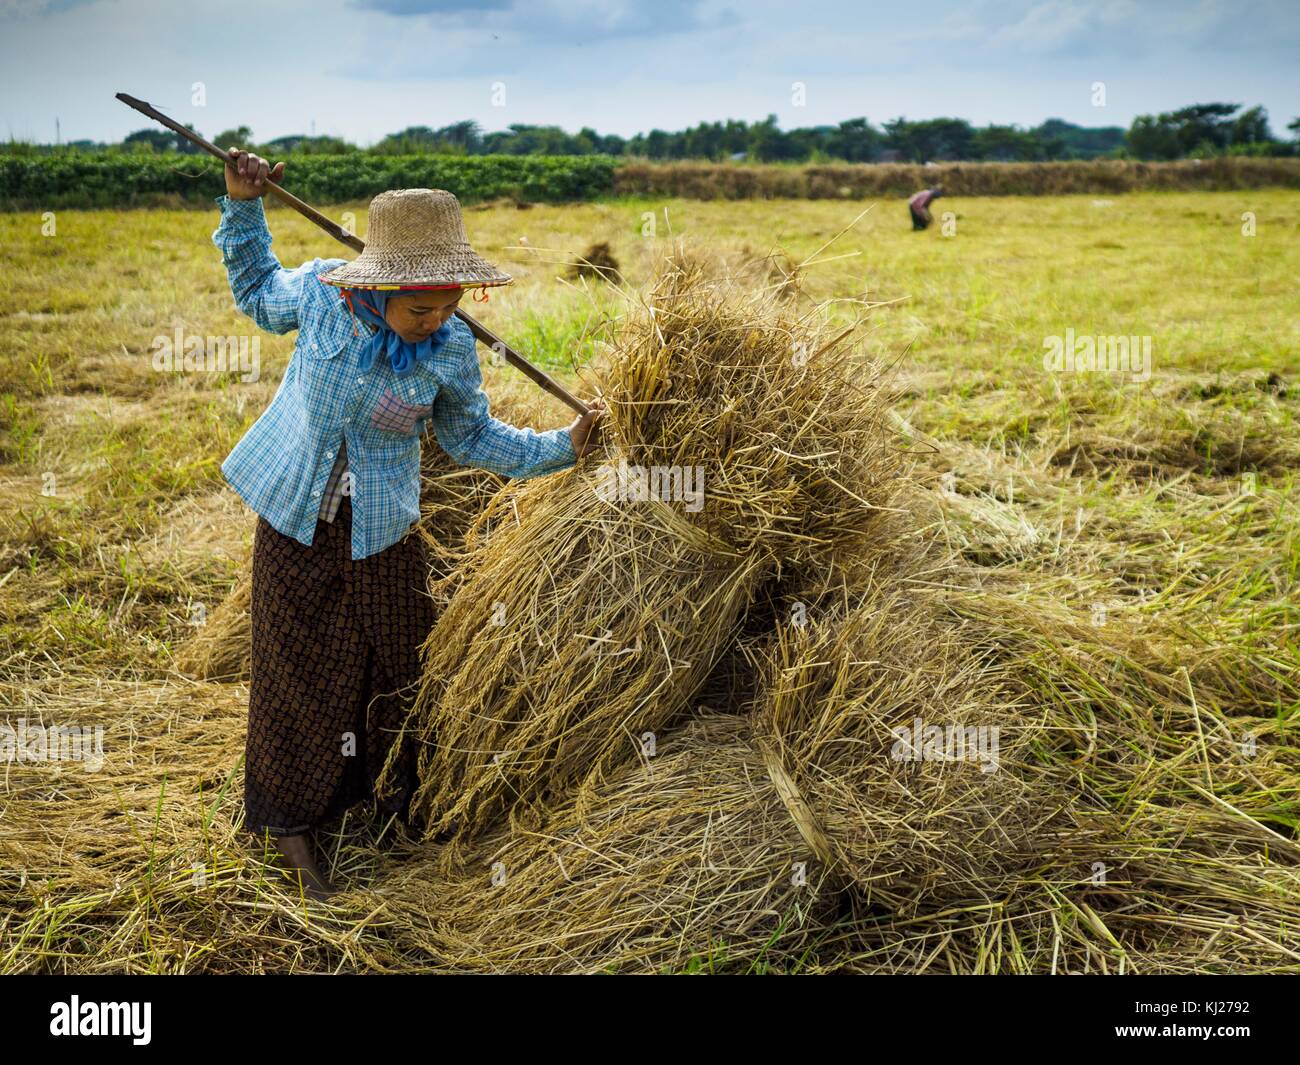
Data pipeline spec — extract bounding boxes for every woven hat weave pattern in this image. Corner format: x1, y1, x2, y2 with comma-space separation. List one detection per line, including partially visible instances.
319, 188, 512, 290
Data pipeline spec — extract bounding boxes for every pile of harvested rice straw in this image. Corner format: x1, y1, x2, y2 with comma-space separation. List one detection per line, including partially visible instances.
376, 250, 904, 849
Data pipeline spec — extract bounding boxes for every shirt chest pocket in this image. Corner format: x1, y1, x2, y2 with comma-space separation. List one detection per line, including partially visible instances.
305, 334, 348, 359
294, 323, 350, 394
370, 387, 432, 435
299, 311, 352, 360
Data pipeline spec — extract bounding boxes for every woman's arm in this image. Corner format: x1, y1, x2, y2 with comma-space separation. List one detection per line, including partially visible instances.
430, 330, 603, 478
210, 149, 305, 335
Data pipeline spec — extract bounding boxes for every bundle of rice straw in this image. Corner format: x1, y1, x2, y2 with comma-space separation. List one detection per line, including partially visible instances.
173, 566, 252, 682
566, 241, 623, 285
380, 247, 904, 846
350, 712, 847, 974
751, 576, 1076, 917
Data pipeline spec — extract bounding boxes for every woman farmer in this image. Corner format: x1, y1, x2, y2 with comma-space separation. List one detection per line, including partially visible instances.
213, 149, 605, 900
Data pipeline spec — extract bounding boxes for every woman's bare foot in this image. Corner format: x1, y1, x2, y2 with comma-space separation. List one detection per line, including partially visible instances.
270, 832, 337, 901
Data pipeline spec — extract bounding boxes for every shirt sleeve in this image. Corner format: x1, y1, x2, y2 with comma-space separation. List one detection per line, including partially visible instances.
211, 194, 313, 335
429, 330, 577, 479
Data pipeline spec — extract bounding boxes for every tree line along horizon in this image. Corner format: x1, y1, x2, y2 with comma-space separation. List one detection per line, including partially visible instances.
11, 103, 1298, 163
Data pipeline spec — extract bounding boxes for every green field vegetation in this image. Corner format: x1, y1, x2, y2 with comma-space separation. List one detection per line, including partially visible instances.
3, 153, 1298, 209
0, 152, 619, 210
1, 189, 1297, 972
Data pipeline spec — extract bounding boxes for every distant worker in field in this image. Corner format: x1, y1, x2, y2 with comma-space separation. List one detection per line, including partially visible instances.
908, 185, 944, 231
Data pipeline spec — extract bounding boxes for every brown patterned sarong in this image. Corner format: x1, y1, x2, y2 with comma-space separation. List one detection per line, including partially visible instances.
244, 493, 433, 837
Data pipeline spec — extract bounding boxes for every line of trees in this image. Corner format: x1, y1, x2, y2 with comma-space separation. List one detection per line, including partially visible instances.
15, 103, 1298, 162
107, 115, 1137, 162
1126, 104, 1298, 160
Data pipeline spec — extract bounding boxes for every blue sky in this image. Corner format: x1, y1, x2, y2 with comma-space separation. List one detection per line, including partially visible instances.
1, 0, 1297, 145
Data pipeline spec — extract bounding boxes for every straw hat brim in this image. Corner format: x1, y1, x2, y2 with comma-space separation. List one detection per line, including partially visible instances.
319, 249, 512, 290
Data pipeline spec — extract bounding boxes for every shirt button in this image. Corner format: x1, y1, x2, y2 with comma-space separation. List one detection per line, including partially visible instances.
357, 376, 366, 384
325, 451, 334, 459
312, 490, 321, 498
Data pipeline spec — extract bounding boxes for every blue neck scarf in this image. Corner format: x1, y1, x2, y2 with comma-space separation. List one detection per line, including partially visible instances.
340, 288, 455, 376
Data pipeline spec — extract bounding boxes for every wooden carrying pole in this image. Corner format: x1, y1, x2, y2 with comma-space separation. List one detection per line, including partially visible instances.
115, 92, 590, 416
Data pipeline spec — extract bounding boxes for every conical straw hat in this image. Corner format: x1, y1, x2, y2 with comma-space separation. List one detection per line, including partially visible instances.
319, 188, 512, 290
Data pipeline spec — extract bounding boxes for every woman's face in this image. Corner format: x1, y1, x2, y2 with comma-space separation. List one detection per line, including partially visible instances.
384, 288, 463, 343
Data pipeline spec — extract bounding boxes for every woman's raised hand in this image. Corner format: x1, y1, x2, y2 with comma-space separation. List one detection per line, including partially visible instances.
224, 148, 285, 201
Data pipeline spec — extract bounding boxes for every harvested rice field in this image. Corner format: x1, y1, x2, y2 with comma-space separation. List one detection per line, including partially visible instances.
1, 190, 1298, 973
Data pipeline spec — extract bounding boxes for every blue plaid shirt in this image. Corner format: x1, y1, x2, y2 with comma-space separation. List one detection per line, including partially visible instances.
212, 194, 576, 560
